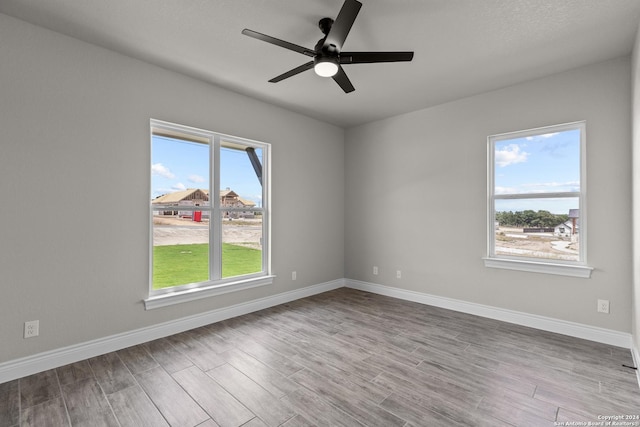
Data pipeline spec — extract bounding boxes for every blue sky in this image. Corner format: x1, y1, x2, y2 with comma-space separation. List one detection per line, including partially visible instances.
494, 128, 580, 214
151, 136, 263, 206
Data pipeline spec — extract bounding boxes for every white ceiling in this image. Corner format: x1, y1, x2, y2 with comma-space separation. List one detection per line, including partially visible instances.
2, 0, 640, 128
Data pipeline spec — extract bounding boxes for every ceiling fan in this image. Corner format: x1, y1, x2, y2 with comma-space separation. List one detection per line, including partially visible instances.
241, 0, 414, 93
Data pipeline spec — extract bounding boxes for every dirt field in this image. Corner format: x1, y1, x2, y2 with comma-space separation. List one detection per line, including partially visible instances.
495, 227, 579, 261
153, 216, 262, 249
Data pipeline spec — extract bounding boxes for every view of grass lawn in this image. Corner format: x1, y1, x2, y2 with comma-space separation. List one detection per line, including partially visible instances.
153, 243, 262, 289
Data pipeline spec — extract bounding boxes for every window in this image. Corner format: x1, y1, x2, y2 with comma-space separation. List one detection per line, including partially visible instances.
146, 120, 271, 308
485, 121, 592, 278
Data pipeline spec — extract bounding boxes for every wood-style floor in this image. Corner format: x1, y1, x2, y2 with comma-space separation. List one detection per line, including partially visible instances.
2, 288, 640, 426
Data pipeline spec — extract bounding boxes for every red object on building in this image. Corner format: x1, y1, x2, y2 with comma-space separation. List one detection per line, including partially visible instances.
193, 211, 202, 222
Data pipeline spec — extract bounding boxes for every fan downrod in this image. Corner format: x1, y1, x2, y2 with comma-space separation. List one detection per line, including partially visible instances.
318, 18, 334, 35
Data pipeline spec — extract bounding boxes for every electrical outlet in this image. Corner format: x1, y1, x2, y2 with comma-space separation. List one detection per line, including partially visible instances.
292, 271, 297, 280
396, 270, 402, 279
597, 299, 610, 314
24, 320, 39, 338
373, 266, 378, 275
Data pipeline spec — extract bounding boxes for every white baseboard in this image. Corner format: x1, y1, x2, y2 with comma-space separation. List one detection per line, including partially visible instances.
0, 279, 345, 384
346, 279, 632, 349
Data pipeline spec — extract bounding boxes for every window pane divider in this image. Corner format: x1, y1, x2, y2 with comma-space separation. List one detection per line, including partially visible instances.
152, 206, 213, 211
211, 134, 221, 282
494, 191, 580, 200
221, 207, 264, 212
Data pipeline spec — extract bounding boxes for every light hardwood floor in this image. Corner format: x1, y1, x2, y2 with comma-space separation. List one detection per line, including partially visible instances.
2, 288, 640, 426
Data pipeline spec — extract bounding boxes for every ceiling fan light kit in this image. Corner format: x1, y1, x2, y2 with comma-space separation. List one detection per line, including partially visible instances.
242, 0, 414, 93
314, 57, 339, 77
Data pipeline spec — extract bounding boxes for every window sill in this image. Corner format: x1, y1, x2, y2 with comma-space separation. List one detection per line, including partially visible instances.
144, 275, 275, 310
483, 258, 592, 278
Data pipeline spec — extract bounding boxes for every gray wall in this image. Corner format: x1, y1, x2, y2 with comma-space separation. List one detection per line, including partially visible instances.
345, 57, 632, 333
632, 24, 640, 353
0, 14, 345, 363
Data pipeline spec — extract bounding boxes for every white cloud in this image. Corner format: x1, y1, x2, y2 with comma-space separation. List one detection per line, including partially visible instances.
151, 163, 175, 179
495, 186, 518, 195
172, 182, 187, 191
495, 144, 529, 167
188, 174, 206, 183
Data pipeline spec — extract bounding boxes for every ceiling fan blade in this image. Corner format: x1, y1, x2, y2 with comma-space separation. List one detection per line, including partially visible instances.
332, 66, 355, 93
269, 61, 315, 83
242, 29, 315, 57
340, 51, 414, 64
323, 0, 362, 52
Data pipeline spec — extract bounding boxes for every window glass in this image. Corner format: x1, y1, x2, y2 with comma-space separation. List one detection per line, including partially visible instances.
494, 129, 580, 195
221, 209, 263, 278
488, 122, 585, 267
220, 143, 264, 278
494, 198, 579, 262
150, 121, 269, 296
152, 136, 210, 289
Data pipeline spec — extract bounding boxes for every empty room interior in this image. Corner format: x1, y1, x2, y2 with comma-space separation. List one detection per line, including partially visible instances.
3, 0, 640, 425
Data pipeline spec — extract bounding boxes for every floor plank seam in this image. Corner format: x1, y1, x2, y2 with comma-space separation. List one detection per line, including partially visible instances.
54, 368, 70, 427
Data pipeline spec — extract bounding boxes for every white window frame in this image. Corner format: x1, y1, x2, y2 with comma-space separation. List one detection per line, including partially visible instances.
145, 119, 273, 309
484, 121, 592, 278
